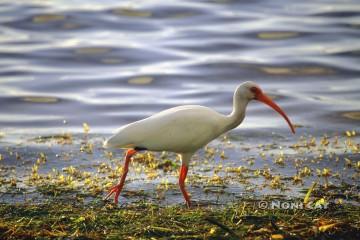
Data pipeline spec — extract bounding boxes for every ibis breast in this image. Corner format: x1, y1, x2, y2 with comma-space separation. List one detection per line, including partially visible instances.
104, 105, 227, 153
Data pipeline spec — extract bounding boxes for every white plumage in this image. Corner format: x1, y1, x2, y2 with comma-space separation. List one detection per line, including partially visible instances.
104, 105, 231, 153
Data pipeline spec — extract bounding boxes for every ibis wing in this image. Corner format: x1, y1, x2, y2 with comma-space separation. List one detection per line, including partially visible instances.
104, 105, 226, 152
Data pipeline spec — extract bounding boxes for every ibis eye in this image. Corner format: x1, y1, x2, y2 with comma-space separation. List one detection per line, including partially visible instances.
250, 87, 258, 93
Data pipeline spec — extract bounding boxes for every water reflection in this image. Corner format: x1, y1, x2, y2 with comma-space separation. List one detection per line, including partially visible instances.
32, 14, 66, 23
22, 96, 60, 103
260, 66, 334, 75
257, 32, 299, 40
112, 8, 152, 18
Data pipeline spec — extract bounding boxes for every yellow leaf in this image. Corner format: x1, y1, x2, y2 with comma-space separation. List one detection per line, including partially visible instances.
74, 216, 86, 223
83, 122, 90, 134
319, 223, 337, 232
209, 227, 216, 235
105, 182, 113, 189
271, 234, 284, 240
315, 198, 327, 208
304, 182, 317, 204
220, 150, 227, 159
322, 168, 331, 177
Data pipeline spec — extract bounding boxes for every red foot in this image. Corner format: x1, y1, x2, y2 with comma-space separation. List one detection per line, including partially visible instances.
104, 183, 123, 204
104, 149, 137, 204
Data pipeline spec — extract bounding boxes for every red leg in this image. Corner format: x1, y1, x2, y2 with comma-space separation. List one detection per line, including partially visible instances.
104, 149, 137, 204
179, 164, 191, 207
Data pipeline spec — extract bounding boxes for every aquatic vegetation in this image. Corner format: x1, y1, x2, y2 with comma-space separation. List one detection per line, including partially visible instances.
292, 174, 303, 185
0, 131, 359, 239
274, 151, 285, 166
270, 175, 284, 190
346, 130, 356, 137
83, 122, 90, 134
31, 133, 73, 145
299, 166, 311, 177
37, 152, 47, 164
304, 182, 317, 204
0, 199, 359, 239
80, 142, 94, 154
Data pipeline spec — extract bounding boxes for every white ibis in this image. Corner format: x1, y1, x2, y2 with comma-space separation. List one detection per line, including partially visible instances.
104, 81, 295, 207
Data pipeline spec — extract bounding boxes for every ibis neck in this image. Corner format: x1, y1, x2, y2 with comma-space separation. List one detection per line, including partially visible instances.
225, 95, 249, 131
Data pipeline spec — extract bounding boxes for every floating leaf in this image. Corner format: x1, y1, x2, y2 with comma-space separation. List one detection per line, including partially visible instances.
300, 166, 311, 177
292, 174, 303, 185
220, 150, 227, 159
270, 176, 282, 189
80, 143, 93, 154
83, 122, 90, 134
322, 168, 331, 177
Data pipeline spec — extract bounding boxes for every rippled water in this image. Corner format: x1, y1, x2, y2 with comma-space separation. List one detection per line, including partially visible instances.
0, 1, 359, 205
0, 0, 359, 134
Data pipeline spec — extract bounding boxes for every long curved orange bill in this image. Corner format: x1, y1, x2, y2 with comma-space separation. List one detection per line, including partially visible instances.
256, 93, 295, 134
